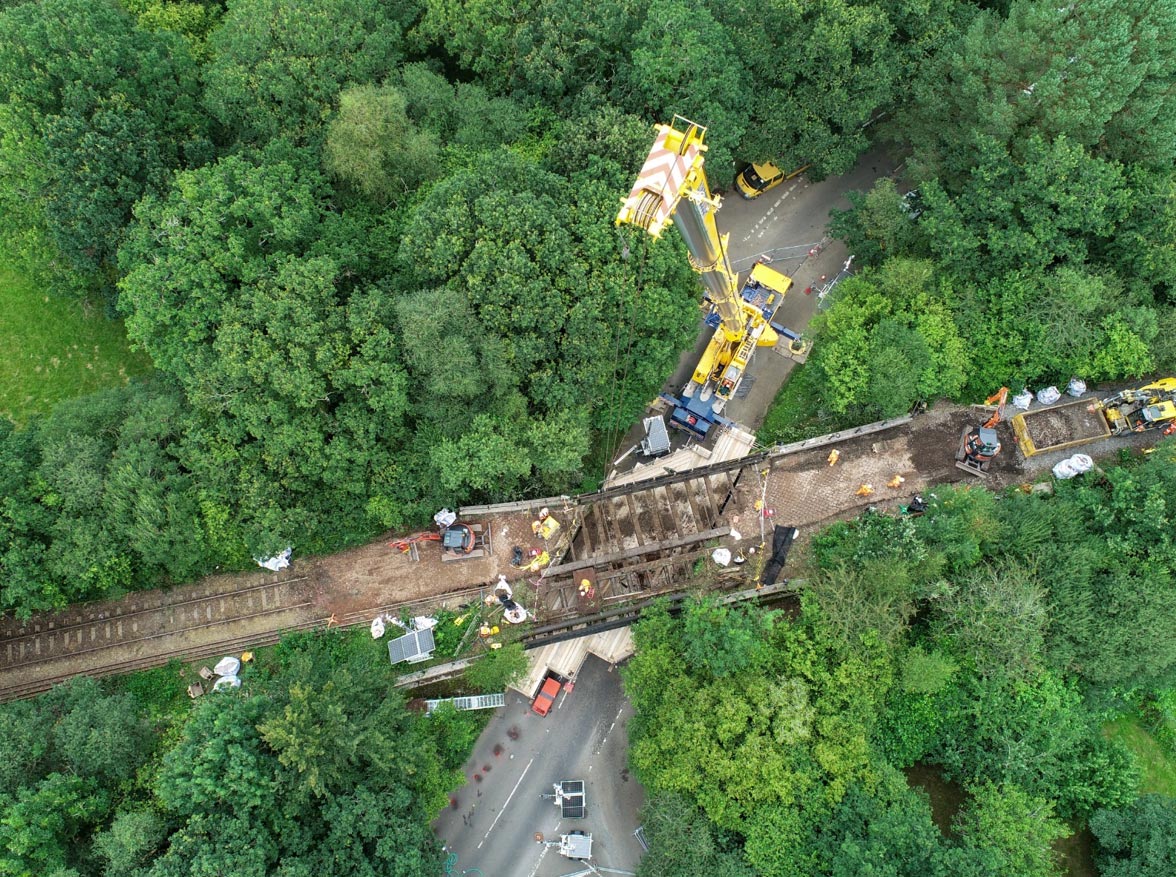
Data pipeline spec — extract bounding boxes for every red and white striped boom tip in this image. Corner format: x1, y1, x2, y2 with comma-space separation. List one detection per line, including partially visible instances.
617, 124, 704, 237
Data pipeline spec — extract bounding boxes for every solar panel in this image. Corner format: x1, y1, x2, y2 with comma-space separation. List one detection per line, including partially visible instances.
387, 627, 436, 665
559, 780, 586, 818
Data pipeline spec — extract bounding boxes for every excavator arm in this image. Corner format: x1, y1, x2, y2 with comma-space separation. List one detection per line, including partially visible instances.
982, 387, 1009, 429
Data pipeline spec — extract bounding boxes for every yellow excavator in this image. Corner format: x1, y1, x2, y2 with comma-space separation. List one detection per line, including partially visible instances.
617, 116, 796, 439
1100, 378, 1176, 435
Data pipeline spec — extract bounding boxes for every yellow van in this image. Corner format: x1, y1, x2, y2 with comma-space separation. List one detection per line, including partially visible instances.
734, 161, 810, 199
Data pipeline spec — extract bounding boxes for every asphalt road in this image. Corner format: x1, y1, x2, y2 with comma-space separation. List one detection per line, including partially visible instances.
434, 655, 645, 877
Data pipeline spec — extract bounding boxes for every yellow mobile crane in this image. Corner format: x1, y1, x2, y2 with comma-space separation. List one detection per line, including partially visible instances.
617, 117, 794, 438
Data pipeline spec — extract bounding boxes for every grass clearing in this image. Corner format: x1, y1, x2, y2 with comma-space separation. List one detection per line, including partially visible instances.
758, 362, 853, 445
0, 263, 151, 421
1105, 714, 1176, 797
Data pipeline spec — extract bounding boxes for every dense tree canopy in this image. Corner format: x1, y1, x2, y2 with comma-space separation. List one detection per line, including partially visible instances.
5, 0, 1176, 870
899, 0, 1176, 187
0, 632, 468, 877
805, 258, 967, 416
0, 0, 209, 280
1092, 795, 1176, 877
394, 149, 696, 497
202, 0, 410, 144
624, 443, 1176, 875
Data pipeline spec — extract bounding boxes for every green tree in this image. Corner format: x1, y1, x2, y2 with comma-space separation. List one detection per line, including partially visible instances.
1091, 795, 1176, 877
933, 669, 1139, 818
918, 135, 1130, 282
804, 769, 950, 877
397, 64, 528, 156
682, 598, 767, 679
950, 267, 1158, 395
465, 642, 529, 692
118, 150, 411, 554
0, 0, 208, 279
395, 150, 696, 500
829, 178, 930, 267
714, 0, 905, 176
415, 0, 643, 105
258, 680, 354, 797
1045, 450, 1176, 690
805, 560, 921, 652
911, 484, 1002, 575
899, 646, 958, 696
952, 782, 1067, 877
425, 703, 484, 770
0, 773, 111, 877
324, 84, 439, 205
899, 0, 1176, 186
45, 678, 153, 786
93, 809, 168, 877
619, 0, 750, 176
151, 636, 451, 877
203, 0, 407, 144
123, 0, 224, 54
809, 259, 968, 415
637, 792, 754, 877
931, 561, 1047, 681
1098, 167, 1176, 303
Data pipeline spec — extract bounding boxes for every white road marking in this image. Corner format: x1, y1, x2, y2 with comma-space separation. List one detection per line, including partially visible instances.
478, 756, 534, 848
739, 181, 803, 243
527, 845, 551, 877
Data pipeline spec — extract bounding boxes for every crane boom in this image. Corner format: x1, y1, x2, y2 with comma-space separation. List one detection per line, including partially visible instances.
617, 117, 788, 438
616, 119, 744, 340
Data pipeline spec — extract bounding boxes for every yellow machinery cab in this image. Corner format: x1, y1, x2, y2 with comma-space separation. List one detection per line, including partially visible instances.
735, 161, 810, 199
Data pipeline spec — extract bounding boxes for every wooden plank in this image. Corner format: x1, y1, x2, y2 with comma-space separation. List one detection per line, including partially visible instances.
649, 485, 675, 538
625, 493, 646, 545
696, 475, 722, 524
711, 471, 737, 515
590, 507, 611, 553
544, 526, 730, 576
602, 498, 630, 548
682, 479, 708, 532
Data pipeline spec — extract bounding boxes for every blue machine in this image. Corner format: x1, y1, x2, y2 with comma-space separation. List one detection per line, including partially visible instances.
661, 390, 735, 440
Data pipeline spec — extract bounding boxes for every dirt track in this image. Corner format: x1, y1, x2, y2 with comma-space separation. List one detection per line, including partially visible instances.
0, 389, 1166, 699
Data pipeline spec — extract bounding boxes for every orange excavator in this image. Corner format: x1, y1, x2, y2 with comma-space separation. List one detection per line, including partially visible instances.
389, 509, 492, 561
956, 387, 1008, 477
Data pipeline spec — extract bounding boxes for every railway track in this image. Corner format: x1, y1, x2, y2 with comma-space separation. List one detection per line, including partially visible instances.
0, 582, 493, 703
0, 576, 313, 667
3, 406, 1013, 703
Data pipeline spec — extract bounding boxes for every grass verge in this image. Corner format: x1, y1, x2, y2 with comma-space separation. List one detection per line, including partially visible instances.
758, 362, 853, 445
1105, 714, 1176, 797
0, 263, 152, 421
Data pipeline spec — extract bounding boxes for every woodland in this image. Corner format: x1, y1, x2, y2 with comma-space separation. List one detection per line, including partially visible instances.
2, 0, 1176, 873
0, 630, 486, 877
627, 449, 1176, 877
1, 0, 1174, 615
